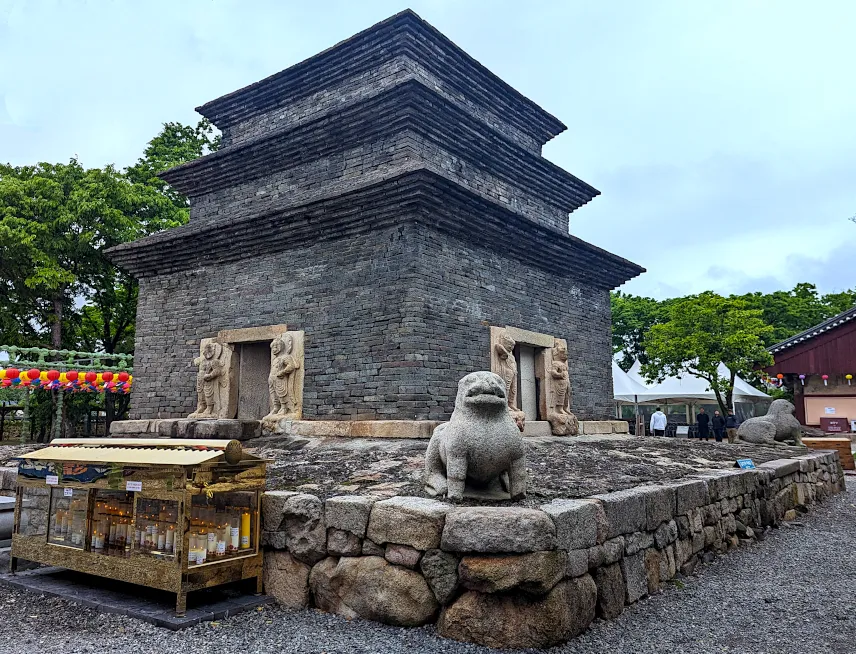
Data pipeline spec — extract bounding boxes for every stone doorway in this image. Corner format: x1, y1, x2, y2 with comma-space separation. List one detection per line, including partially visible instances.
516, 345, 541, 420
237, 342, 271, 420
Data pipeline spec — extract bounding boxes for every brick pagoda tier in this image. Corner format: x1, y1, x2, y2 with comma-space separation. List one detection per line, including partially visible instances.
107, 10, 643, 435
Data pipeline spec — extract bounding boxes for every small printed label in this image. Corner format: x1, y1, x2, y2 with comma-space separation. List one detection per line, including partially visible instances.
126, 481, 143, 492
736, 458, 756, 470
46, 475, 59, 485
63, 487, 74, 497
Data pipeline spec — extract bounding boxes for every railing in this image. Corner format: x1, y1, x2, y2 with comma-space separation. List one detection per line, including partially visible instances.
0, 345, 133, 442
0, 346, 133, 372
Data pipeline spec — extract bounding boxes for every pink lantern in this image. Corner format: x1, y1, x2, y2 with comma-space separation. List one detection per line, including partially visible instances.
798, 374, 805, 386
822, 374, 829, 386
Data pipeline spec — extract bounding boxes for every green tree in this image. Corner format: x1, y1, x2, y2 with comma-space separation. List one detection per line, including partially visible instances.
610, 292, 669, 369
641, 292, 774, 414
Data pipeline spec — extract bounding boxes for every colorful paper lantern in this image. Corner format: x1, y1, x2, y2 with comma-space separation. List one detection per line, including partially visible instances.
798, 374, 805, 385
26, 369, 40, 381
46, 369, 60, 381
117, 371, 129, 382
84, 371, 97, 383
67, 370, 78, 382
59, 372, 67, 383
776, 373, 784, 379
102, 371, 114, 382
822, 374, 829, 386
5, 368, 19, 380
847, 374, 852, 386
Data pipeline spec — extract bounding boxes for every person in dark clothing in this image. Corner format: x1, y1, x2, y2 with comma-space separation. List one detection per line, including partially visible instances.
711, 410, 727, 442
696, 408, 711, 441
725, 410, 741, 443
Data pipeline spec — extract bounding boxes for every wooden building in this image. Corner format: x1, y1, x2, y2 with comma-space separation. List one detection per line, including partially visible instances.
765, 306, 856, 427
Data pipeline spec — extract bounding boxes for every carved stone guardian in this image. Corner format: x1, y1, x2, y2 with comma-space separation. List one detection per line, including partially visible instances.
424, 371, 527, 501
541, 338, 579, 436
490, 327, 525, 430
188, 339, 236, 419
262, 330, 305, 425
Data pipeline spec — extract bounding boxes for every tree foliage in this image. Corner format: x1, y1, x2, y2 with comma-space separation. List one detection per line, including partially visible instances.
613, 283, 856, 370
641, 292, 775, 414
0, 119, 218, 432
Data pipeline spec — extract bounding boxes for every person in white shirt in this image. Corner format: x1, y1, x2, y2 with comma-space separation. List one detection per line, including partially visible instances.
650, 407, 667, 436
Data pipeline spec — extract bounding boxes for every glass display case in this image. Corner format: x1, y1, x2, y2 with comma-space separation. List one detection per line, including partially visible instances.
9, 438, 268, 616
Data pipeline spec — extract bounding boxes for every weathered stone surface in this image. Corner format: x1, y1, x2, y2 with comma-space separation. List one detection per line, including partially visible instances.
438, 576, 596, 649
324, 495, 375, 537
590, 488, 646, 538
262, 530, 288, 550
385, 543, 422, 569
643, 485, 676, 530
326, 528, 362, 556
673, 479, 710, 514
565, 549, 589, 578
309, 556, 438, 627
420, 549, 459, 605
645, 549, 661, 594
540, 499, 599, 550
738, 399, 803, 445
459, 551, 566, 595
367, 496, 451, 550
270, 493, 326, 564
441, 507, 556, 553
361, 539, 385, 557
594, 563, 625, 619
654, 520, 679, 549
424, 371, 527, 501
660, 544, 677, 581
624, 531, 654, 556
620, 552, 648, 603
263, 551, 311, 609
262, 490, 298, 531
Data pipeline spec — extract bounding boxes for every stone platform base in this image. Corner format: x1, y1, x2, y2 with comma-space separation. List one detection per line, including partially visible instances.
0, 567, 272, 630
110, 418, 628, 441
259, 448, 845, 649
110, 418, 261, 441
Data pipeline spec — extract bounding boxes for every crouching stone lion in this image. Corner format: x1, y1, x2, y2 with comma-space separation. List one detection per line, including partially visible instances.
424, 371, 527, 501
737, 399, 803, 446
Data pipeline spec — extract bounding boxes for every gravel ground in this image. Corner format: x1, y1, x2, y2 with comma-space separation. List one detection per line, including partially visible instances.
0, 486, 853, 654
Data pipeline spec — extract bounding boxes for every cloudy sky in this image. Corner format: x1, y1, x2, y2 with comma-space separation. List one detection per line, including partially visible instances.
2, 0, 854, 299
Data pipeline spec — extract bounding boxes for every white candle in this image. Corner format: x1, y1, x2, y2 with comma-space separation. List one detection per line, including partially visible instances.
207, 531, 217, 554
165, 527, 174, 551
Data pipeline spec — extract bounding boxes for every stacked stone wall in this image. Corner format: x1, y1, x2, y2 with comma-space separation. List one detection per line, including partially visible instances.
259, 451, 845, 649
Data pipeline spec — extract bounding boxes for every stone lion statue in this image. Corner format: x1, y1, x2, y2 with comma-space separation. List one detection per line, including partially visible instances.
737, 399, 803, 446
424, 371, 527, 501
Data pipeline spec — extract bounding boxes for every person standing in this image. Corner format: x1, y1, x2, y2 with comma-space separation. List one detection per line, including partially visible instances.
650, 407, 667, 437
725, 409, 741, 443
711, 410, 727, 442
696, 407, 711, 441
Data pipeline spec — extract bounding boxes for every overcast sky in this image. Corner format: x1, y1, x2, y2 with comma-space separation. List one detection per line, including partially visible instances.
2, 0, 854, 299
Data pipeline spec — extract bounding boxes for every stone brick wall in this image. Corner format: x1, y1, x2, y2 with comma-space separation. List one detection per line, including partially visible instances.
259, 450, 845, 649
130, 222, 614, 421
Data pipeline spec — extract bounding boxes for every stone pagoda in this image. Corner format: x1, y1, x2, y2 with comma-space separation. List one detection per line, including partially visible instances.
107, 10, 643, 438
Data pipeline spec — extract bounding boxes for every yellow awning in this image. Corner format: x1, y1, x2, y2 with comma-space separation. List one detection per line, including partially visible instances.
16, 437, 265, 466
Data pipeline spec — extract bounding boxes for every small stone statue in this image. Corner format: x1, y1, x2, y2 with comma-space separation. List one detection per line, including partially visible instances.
546, 338, 579, 436
424, 371, 527, 501
265, 334, 302, 420
737, 399, 803, 446
494, 330, 519, 412
189, 341, 227, 419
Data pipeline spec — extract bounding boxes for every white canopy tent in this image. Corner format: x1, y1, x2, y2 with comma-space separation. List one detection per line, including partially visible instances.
619, 359, 770, 405
612, 361, 660, 403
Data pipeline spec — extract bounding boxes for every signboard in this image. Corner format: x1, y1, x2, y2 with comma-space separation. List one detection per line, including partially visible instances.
820, 417, 849, 433
45, 475, 58, 485
825, 407, 836, 415
736, 458, 756, 469
63, 487, 74, 497
676, 426, 689, 436
126, 480, 143, 492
